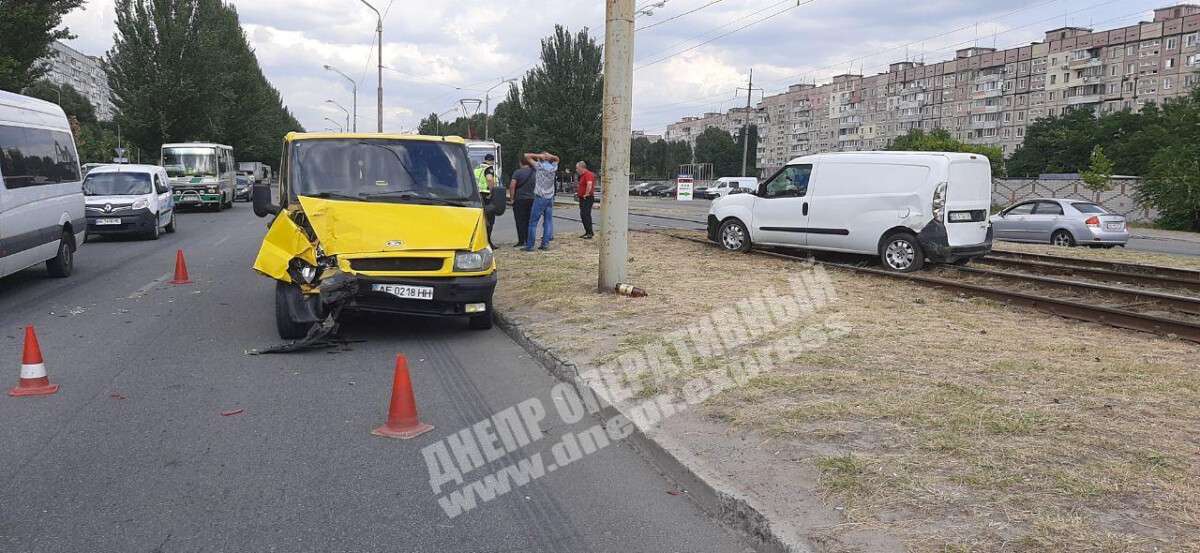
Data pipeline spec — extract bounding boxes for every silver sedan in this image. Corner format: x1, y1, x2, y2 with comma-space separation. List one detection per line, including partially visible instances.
990, 198, 1130, 247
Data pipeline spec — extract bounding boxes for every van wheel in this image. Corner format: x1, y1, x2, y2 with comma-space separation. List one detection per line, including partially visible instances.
46, 231, 74, 278
1051, 230, 1076, 247
880, 233, 924, 272
275, 282, 316, 340
718, 219, 751, 252
165, 212, 177, 233
147, 220, 161, 240
468, 305, 493, 330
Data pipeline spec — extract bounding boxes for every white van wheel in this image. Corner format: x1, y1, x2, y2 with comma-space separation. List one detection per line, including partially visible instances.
718, 219, 751, 252
881, 234, 924, 272
46, 231, 74, 278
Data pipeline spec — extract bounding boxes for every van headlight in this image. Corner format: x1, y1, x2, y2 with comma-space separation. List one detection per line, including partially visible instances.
132, 198, 149, 210
206, 186, 218, 193
932, 182, 947, 222
288, 258, 322, 285
454, 248, 493, 272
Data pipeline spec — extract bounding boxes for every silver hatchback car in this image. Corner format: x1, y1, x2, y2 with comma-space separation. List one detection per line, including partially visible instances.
990, 198, 1130, 247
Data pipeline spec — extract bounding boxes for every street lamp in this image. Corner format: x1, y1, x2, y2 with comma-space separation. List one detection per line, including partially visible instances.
323, 117, 344, 132
358, 0, 383, 132
435, 107, 457, 135
323, 64, 357, 132
325, 99, 351, 132
483, 78, 518, 141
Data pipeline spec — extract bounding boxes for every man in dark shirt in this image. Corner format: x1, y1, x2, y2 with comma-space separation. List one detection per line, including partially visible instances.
575, 161, 596, 239
508, 157, 537, 248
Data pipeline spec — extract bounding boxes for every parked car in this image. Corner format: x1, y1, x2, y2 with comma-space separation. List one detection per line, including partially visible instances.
644, 182, 674, 196
0, 90, 85, 279
708, 177, 759, 199
708, 151, 993, 272
631, 182, 660, 196
83, 164, 176, 240
655, 183, 679, 197
990, 198, 1129, 247
235, 175, 252, 201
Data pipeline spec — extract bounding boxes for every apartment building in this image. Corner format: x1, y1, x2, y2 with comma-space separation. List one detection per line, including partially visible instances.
41, 41, 115, 121
665, 3, 1200, 177
664, 106, 757, 147
632, 130, 664, 142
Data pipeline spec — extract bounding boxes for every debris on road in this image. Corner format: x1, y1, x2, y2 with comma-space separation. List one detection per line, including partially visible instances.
220, 408, 244, 416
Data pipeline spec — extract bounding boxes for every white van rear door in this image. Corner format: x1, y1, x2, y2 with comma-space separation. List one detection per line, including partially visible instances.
946, 159, 993, 247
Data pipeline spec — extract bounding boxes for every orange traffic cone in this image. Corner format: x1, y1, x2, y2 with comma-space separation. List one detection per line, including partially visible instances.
170, 249, 192, 284
9, 326, 59, 397
372, 354, 434, 439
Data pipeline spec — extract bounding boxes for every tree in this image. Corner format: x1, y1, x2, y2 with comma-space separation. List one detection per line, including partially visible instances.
518, 25, 603, 169
693, 127, 739, 177
1005, 109, 1101, 177
888, 128, 1005, 176
1080, 145, 1115, 201
0, 0, 85, 92
22, 80, 95, 123
1139, 145, 1200, 230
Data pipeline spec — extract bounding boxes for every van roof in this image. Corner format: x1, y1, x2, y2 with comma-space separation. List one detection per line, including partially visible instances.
0, 90, 70, 131
87, 164, 163, 175
161, 143, 233, 149
285, 132, 467, 145
788, 151, 989, 166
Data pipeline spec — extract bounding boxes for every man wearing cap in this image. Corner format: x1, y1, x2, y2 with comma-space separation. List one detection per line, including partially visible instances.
474, 153, 498, 248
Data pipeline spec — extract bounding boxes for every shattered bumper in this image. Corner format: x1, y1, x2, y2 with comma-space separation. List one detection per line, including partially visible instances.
918, 221, 993, 263
320, 272, 497, 317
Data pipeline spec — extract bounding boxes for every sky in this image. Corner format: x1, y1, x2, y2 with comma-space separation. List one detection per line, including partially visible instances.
60, 0, 1162, 134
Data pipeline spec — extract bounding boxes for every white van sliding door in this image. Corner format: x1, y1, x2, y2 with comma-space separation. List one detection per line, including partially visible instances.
806, 162, 929, 252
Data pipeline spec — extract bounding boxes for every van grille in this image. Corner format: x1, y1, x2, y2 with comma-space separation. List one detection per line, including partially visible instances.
350, 257, 444, 272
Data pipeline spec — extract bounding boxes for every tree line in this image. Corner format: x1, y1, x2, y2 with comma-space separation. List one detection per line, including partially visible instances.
0, 0, 303, 168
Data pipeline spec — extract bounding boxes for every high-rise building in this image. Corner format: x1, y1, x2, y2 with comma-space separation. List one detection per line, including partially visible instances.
40, 41, 115, 121
664, 3, 1200, 177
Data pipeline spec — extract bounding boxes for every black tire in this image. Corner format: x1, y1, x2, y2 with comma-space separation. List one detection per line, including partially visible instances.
147, 219, 160, 240
1051, 230, 1076, 247
275, 282, 316, 340
165, 211, 176, 233
717, 219, 752, 252
879, 232, 925, 273
468, 306, 494, 330
46, 231, 74, 278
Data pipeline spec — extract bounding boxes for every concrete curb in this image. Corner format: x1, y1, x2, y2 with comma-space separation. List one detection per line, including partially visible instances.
494, 309, 798, 553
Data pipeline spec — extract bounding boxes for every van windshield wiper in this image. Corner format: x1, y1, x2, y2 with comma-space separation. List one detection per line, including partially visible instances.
358, 191, 469, 207
302, 192, 364, 202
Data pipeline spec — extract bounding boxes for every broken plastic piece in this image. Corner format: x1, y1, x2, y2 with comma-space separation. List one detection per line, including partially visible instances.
221, 408, 244, 416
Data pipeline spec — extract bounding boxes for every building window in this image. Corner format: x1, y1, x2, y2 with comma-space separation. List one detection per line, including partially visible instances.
1127, 63, 1136, 75
1017, 111, 1026, 121
1126, 46, 1135, 56
1050, 74, 1057, 84
1166, 57, 1176, 68
1017, 127, 1025, 137
1164, 77, 1173, 90
1167, 37, 1178, 50
1189, 54, 1200, 66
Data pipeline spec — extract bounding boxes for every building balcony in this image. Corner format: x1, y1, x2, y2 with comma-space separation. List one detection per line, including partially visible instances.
1069, 57, 1103, 69
837, 133, 862, 142
972, 88, 1003, 99
1066, 93, 1103, 106
975, 73, 1003, 84
898, 99, 923, 110
971, 104, 1001, 114
970, 120, 1001, 130
899, 112, 921, 121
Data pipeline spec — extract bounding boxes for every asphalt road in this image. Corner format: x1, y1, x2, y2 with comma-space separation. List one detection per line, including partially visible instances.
0, 203, 752, 553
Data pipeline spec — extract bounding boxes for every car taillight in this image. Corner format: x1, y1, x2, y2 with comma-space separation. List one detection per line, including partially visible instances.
1085, 216, 1100, 227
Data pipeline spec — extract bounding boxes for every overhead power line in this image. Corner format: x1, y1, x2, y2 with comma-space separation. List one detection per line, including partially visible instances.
636, 0, 726, 32
635, 0, 817, 70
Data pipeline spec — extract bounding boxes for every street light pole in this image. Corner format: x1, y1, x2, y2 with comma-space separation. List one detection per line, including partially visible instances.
323, 117, 344, 132
599, 0, 635, 292
323, 64, 357, 132
358, 0, 383, 132
325, 99, 351, 132
483, 78, 517, 141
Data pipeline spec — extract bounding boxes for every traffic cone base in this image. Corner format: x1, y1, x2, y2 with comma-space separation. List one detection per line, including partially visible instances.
170, 249, 192, 284
372, 354, 433, 440
371, 421, 434, 440
10, 326, 58, 397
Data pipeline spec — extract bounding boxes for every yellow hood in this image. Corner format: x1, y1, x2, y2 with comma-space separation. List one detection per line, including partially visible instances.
297, 196, 483, 254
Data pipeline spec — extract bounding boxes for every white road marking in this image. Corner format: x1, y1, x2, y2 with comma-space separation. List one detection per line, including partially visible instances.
128, 273, 172, 299
213, 235, 231, 247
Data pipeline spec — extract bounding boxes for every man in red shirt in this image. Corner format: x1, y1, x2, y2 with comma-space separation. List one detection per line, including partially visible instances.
575, 161, 596, 239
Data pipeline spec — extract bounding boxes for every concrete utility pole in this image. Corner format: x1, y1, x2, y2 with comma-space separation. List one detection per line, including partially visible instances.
359, 0, 383, 132
737, 68, 763, 177
598, 0, 635, 292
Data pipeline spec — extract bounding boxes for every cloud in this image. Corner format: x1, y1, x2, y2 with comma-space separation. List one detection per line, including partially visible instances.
59, 0, 1149, 134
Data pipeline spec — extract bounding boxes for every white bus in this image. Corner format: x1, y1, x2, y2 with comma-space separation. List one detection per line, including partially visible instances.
161, 142, 236, 210
0, 90, 85, 279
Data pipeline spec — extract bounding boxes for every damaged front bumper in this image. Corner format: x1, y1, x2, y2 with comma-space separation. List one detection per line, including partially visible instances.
292, 272, 499, 322
917, 221, 993, 263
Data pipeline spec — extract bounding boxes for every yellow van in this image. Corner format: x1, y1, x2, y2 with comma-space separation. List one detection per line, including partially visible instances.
251, 132, 504, 339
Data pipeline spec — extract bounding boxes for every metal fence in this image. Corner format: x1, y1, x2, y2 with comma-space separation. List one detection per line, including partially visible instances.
993, 177, 1157, 223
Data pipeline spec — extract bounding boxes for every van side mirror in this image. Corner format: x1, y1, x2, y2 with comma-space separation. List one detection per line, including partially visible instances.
484, 185, 507, 217
252, 182, 279, 217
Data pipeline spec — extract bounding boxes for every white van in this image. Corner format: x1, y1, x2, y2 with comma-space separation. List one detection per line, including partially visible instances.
0, 90, 85, 279
83, 164, 177, 240
707, 152, 993, 272
706, 176, 759, 199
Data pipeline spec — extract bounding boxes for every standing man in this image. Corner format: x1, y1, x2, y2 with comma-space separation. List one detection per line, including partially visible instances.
575, 160, 596, 239
523, 151, 559, 251
474, 154, 498, 248
509, 157, 536, 248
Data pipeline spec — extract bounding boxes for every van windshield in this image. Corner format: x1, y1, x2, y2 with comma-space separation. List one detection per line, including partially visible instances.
290, 139, 478, 206
162, 148, 217, 177
84, 172, 152, 196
